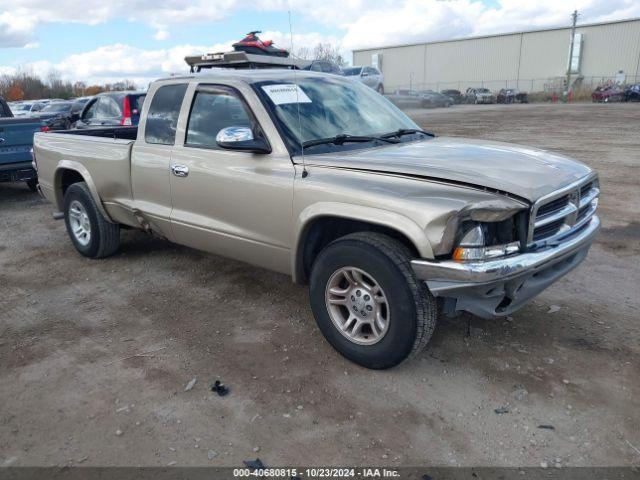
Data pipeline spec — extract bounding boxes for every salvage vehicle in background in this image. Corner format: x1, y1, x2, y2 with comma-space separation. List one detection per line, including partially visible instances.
465, 87, 495, 104
592, 85, 624, 102
419, 90, 452, 108
441, 89, 463, 104
386, 89, 425, 109
343, 66, 384, 93
623, 84, 640, 102
33, 101, 75, 131
497, 88, 528, 104
1, 96, 44, 191
33, 71, 600, 369
75, 91, 146, 129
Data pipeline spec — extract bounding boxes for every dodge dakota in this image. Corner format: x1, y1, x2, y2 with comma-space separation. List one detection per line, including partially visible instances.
33, 71, 600, 369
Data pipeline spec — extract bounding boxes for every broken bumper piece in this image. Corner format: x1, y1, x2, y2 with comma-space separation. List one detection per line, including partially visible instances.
411, 215, 600, 319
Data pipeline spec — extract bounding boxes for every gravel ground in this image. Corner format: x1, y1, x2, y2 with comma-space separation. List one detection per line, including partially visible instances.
1, 102, 639, 468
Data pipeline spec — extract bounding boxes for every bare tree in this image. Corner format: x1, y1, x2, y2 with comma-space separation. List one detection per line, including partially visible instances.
312, 43, 347, 67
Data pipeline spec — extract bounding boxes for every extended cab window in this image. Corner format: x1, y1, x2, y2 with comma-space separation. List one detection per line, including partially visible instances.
185, 89, 252, 149
145, 84, 188, 145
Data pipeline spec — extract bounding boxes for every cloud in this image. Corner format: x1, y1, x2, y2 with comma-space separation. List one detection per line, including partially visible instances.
6, 31, 342, 86
2, 0, 640, 85
2, 0, 640, 49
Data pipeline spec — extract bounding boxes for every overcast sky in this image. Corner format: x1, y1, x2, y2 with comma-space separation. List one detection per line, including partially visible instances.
0, 0, 638, 86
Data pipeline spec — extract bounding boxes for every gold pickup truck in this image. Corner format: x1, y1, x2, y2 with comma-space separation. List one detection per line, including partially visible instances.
33, 71, 600, 369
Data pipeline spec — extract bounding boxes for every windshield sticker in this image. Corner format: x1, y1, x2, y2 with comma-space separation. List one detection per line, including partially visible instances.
261, 84, 312, 105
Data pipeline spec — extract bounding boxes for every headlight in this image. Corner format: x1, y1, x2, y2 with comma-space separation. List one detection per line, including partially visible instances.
452, 221, 520, 262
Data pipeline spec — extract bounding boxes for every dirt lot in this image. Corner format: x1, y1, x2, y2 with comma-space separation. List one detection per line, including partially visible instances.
1, 103, 639, 468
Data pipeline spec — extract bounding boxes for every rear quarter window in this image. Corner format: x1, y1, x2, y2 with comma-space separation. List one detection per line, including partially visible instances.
145, 84, 188, 145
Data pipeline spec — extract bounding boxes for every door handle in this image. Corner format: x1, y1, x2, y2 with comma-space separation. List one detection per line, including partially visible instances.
171, 164, 189, 177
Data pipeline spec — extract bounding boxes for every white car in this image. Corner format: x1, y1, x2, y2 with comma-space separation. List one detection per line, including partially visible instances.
10, 101, 46, 117
343, 66, 384, 94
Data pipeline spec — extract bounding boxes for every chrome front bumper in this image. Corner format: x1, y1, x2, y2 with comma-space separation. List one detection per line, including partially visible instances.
411, 216, 600, 318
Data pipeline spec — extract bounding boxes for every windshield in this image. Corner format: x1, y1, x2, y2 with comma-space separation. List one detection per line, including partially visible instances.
254, 76, 421, 155
478, 88, 490, 93
342, 67, 362, 76
12, 104, 32, 111
42, 103, 71, 113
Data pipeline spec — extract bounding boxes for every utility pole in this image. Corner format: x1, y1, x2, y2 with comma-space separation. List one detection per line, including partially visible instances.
565, 10, 579, 97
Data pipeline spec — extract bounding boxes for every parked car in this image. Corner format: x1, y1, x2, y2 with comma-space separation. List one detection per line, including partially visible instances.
34, 71, 600, 369
304, 60, 342, 75
465, 87, 495, 104
343, 66, 384, 93
385, 89, 425, 109
70, 97, 92, 122
32, 101, 76, 131
1, 96, 44, 191
623, 84, 640, 102
591, 85, 624, 103
10, 101, 46, 117
497, 88, 528, 104
419, 90, 452, 108
75, 91, 146, 129
441, 89, 463, 104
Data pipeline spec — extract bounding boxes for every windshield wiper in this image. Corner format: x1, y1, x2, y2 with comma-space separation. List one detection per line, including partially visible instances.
381, 128, 435, 139
302, 134, 400, 149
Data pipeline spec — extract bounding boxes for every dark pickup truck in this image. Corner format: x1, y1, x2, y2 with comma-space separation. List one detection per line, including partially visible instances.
1, 97, 43, 191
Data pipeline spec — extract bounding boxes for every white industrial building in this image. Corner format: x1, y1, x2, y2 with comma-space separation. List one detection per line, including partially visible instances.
352, 17, 640, 93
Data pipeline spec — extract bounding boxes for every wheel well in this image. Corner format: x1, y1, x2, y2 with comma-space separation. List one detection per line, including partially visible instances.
58, 169, 84, 196
296, 216, 420, 285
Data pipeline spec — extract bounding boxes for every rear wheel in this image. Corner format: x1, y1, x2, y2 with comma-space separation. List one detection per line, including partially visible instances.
376, 84, 384, 94
63, 182, 120, 258
309, 232, 437, 369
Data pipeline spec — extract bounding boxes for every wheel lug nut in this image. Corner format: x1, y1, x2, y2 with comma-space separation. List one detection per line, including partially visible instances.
366, 305, 373, 311
351, 295, 355, 301
362, 311, 367, 317
364, 295, 370, 301
356, 290, 361, 297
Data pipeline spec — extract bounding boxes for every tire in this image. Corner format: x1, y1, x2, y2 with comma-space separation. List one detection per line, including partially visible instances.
26, 178, 38, 192
63, 182, 120, 258
309, 232, 437, 369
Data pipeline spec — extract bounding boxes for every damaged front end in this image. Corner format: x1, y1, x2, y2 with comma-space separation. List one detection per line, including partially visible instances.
414, 185, 600, 318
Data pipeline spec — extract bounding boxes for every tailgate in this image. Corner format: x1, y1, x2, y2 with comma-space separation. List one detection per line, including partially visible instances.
0, 119, 42, 166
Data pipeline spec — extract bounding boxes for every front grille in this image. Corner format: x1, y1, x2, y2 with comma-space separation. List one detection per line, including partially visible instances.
537, 195, 569, 218
528, 176, 599, 245
533, 218, 565, 241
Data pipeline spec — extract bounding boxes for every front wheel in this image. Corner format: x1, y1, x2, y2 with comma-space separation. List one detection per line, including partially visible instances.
63, 182, 120, 258
309, 232, 437, 369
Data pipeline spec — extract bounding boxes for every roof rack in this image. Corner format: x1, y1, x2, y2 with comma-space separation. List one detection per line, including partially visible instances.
185, 51, 312, 72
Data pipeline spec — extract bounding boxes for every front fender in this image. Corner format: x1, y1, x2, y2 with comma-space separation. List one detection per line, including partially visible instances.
53, 160, 114, 222
292, 202, 433, 283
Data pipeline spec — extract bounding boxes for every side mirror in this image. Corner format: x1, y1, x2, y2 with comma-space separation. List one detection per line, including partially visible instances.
361, 71, 369, 77
215, 126, 271, 154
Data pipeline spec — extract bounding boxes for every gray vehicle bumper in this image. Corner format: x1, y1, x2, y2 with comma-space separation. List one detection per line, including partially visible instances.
411, 216, 600, 319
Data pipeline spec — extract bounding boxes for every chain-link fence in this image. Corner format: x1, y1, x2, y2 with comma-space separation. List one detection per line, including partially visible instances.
389, 74, 640, 97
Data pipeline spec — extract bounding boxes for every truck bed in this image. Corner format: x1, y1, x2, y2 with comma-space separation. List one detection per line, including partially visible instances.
33, 127, 138, 211
54, 126, 138, 140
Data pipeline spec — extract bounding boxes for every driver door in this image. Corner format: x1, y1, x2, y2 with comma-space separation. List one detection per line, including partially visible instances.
169, 84, 294, 274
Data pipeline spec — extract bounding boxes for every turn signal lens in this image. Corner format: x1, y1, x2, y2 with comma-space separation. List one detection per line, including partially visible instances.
453, 242, 520, 262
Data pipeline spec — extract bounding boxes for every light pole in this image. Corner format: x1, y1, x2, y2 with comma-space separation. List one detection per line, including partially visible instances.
565, 10, 579, 98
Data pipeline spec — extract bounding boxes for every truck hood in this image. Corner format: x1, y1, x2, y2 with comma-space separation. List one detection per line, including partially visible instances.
302, 137, 592, 202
